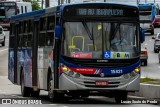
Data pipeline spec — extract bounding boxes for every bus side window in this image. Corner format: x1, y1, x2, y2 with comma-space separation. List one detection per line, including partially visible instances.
46, 32, 53, 46
27, 34, 32, 47
24, 21, 28, 33
48, 15, 55, 30
38, 33, 46, 47
29, 20, 33, 33
40, 17, 47, 31
46, 15, 55, 46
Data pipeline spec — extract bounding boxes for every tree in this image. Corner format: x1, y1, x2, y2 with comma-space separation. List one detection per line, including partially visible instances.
24, 0, 41, 11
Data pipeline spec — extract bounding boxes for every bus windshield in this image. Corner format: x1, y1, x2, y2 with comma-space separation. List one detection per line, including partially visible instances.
62, 22, 138, 59
0, 3, 16, 18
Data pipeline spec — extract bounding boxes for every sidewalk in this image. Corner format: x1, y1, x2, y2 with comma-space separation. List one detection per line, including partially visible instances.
129, 83, 160, 105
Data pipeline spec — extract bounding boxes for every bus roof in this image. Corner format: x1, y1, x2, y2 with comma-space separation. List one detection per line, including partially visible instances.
11, 2, 138, 21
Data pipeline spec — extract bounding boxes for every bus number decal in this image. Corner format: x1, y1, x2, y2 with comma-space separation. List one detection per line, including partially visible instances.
111, 69, 123, 74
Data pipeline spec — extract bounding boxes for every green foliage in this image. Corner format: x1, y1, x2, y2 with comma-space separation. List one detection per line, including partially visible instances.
140, 77, 160, 85
24, 0, 41, 11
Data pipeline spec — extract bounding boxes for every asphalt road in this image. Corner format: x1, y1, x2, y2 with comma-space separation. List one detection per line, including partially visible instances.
141, 28, 160, 79
0, 31, 159, 106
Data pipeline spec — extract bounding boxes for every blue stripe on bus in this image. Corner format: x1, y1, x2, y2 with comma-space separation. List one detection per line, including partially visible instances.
60, 57, 140, 76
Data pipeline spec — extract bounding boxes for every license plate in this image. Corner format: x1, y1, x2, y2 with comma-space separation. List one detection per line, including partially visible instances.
95, 81, 108, 86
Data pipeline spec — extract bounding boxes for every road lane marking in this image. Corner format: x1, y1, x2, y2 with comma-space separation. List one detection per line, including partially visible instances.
0, 48, 8, 53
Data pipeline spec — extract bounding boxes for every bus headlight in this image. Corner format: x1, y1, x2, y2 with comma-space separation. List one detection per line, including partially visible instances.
134, 66, 140, 73
61, 64, 69, 72
61, 64, 81, 78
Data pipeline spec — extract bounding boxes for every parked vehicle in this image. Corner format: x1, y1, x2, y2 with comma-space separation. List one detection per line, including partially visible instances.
0, 26, 5, 46
152, 33, 160, 40
152, 33, 160, 53
153, 15, 160, 28
140, 44, 148, 66
140, 23, 154, 35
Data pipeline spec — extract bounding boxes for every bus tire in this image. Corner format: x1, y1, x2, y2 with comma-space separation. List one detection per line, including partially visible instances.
115, 92, 127, 104
31, 89, 40, 97
20, 72, 31, 97
48, 74, 64, 102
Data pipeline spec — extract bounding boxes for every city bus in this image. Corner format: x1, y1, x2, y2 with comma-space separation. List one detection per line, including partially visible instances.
0, 1, 32, 30
8, 3, 144, 103
139, 3, 159, 23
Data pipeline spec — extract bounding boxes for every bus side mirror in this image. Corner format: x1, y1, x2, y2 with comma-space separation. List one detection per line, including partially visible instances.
140, 28, 145, 43
55, 25, 62, 39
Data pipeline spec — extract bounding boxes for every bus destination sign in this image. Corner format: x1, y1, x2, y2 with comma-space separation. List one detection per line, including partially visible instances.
0, 2, 16, 6
77, 8, 124, 16
63, 4, 138, 19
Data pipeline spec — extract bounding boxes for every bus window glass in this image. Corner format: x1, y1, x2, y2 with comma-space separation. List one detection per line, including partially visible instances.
41, 17, 47, 30
29, 20, 33, 32
27, 34, 32, 47
24, 21, 28, 33
46, 32, 53, 46
38, 33, 46, 46
9, 36, 15, 48
48, 16, 55, 30
63, 22, 138, 59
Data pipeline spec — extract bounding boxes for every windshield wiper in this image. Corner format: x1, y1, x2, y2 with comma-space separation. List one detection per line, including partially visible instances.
82, 21, 93, 40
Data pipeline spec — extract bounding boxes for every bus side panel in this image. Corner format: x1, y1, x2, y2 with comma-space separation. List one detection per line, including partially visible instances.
37, 48, 48, 90
8, 49, 14, 83
17, 49, 25, 85
23, 49, 32, 87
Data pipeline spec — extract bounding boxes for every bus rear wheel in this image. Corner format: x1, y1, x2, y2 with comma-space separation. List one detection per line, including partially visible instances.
31, 89, 40, 97
21, 72, 31, 97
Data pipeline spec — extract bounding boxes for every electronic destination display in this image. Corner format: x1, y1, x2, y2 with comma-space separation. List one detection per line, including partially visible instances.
63, 4, 139, 19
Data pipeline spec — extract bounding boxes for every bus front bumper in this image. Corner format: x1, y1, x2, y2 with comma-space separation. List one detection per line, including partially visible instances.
59, 73, 140, 92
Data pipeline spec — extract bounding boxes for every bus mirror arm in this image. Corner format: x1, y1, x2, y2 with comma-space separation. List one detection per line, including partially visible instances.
140, 27, 145, 43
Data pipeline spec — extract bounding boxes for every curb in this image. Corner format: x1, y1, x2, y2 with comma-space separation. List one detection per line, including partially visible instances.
129, 83, 160, 104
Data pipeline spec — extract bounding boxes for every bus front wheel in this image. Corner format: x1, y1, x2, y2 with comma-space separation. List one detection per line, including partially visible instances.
20, 72, 31, 97
48, 74, 64, 102
115, 92, 127, 104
